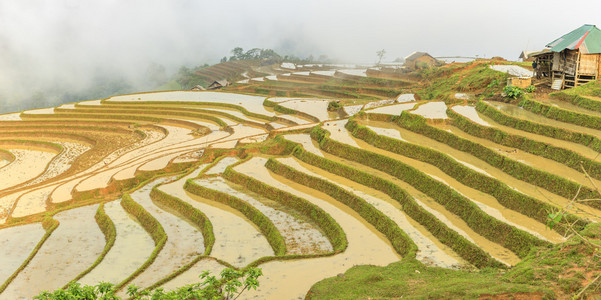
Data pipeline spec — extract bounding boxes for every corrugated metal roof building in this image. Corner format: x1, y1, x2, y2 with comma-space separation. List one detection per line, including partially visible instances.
534, 24, 601, 89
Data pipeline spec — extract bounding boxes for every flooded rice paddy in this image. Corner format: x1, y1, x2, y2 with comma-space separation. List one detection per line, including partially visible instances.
0, 89, 595, 298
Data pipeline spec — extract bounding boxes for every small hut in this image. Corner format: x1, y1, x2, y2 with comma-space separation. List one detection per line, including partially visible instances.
519, 50, 538, 62
533, 24, 601, 89
208, 80, 230, 90
404, 52, 440, 70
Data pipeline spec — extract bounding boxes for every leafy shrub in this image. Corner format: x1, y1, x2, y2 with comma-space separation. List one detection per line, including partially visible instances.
525, 85, 536, 93
503, 86, 524, 99
327, 101, 341, 111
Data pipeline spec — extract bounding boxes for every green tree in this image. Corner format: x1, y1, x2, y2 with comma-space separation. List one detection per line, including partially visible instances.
34, 267, 262, 300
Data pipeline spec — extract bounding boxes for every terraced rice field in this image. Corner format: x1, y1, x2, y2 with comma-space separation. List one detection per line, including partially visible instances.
0, 83, 600, 298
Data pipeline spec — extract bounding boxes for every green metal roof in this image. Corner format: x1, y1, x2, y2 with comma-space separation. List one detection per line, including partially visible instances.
546, 24, 601, 54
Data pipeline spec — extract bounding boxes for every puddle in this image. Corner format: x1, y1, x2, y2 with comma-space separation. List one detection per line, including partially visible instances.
3, 205, 104, 299
0, 223, 45, 284
411, 102, 448, 119
451, 106, 491, 126
366, 103, 416, 115
79, 200, 154, 285
284, 134, 324, 157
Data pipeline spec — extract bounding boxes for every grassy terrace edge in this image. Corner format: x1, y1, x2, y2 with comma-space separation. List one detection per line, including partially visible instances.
447, 108, 601, 202
0, 217, 59, 293
221, 160, 348, 254
66, 203, 117, 285
115, 193, 167, 290
362, 112, 589, 226
290, 131, 503, 268
476, 100, 601, 155
313, 125, 549, 258
265, 157, 418, 258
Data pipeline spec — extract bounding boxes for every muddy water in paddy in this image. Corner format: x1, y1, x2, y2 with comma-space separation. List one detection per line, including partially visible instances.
411, 101, 448, 119
195, 177, 332, 255
79, 200, 154, 285
323, 120, 358, 147
358, 121, 565, 243
106, 91, 273, 117
204, 156, 239, 174
278, 99, 330, 121
321, 125, 522, 264
283, 134, 324, 157
276, 114, 312, 125
486, 101, 601, 140
365, 102, 416, 115
438, 123, 601, 194
0, 223, 45, 285
126, 178, 205, 289
377, 117, 601, 223
235, 157, 400, 299
0, 149, 56, 191
277, 157, 468, 268
11, 185, 55, 218
542, 97, 601, 118
2, 205, 105, 299
472, 109, 601, 163
158, 168, 274, 268
451, 105, 491, 126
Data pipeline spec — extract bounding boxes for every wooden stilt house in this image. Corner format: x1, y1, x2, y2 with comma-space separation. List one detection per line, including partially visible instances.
533, 24, 601, 89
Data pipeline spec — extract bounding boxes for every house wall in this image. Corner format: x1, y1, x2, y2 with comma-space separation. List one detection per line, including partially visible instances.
579, 54, 599, 75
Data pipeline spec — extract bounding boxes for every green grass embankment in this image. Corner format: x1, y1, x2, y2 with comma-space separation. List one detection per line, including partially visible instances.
67, 203, 116, 285
221, 164, 347, 254
288, 139, 503, 268
265, 158, 417, 259
0, 217, 60, 293
449, 108, 601, 188
115, 194, 167, 290
476, 101, 601, 153
183, 178, 287, 256
381, 111, 600, 213
312, 125, 548, 258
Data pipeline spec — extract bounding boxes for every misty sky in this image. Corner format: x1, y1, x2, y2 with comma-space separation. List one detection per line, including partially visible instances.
1, 0, 600, 108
